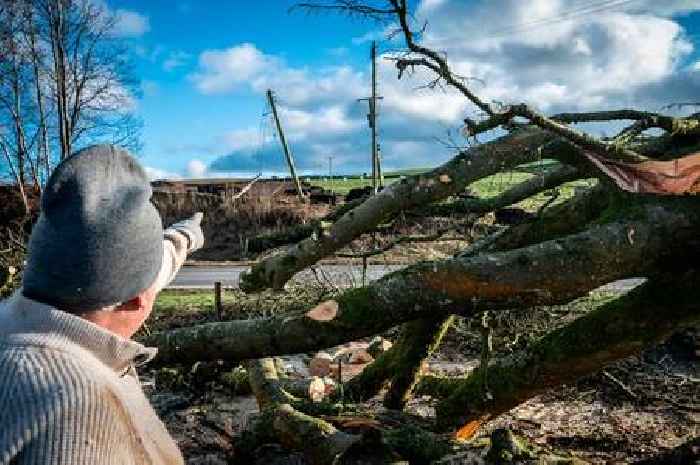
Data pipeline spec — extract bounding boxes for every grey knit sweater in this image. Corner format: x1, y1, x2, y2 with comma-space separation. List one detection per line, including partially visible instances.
0, 231, 190, 465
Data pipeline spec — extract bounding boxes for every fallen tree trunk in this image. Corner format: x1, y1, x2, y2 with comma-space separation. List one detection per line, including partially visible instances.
433, 271, 700, 429
481, 182, 610, 253
240, 128, 558, 291
148, 196, 696, 364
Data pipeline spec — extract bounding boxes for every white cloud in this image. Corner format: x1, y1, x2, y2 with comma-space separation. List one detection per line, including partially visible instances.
406, 0, 695, 113
190, 43, 279, 94
186, 159, 208, 178
111, 9, 150, 38
163, 51, 192, 72
218, 127, 262, 153
202, 1, 700, 174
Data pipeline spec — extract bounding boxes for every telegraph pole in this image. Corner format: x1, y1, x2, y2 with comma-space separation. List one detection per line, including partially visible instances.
267, 89, 305, 200
358, 41, 383, 194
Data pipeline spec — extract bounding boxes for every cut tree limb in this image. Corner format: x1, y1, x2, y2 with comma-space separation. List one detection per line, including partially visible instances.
433, 270, 700, 429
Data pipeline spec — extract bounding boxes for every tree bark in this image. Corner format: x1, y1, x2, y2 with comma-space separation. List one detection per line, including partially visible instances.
383, 316, 454, 410
47, 0, 70, 160
339, 316, 453, 404
482, 182, 610, 253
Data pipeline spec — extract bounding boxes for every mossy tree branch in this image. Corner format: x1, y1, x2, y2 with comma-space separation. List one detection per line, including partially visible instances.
339, 316, 454, 406
433, 271, 700, 429
383, 316, 455, 410
480, 182, 610, 253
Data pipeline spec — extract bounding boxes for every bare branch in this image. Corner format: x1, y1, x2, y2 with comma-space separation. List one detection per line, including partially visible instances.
464, 103, 649, 164
292, 1, 397, 20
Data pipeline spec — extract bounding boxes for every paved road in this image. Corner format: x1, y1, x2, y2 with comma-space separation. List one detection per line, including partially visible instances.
169, 264, 645, 291
169, 264, 403, 289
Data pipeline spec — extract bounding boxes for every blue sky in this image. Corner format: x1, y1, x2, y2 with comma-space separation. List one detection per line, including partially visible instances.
106, 0, 700, 179
110, 0, 382, 177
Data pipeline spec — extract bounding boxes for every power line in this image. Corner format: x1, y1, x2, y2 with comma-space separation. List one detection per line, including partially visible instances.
483, 0, 640, 38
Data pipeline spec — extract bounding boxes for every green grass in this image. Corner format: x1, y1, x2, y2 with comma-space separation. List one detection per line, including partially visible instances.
305, 168, 431, 194
469, 171, 533, 198
153, 289, 237, 315
311, 178, 375, 194
152, 285, 329, 320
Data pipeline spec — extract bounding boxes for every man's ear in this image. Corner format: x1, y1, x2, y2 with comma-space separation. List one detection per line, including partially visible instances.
116, 294, 146, 312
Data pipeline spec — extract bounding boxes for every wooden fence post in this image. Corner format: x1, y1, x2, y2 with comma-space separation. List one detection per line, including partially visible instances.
214, 281, 223, 319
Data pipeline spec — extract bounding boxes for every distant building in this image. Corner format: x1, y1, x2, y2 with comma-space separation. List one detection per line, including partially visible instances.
151, 176, 338, 204
151, 177, 301, 198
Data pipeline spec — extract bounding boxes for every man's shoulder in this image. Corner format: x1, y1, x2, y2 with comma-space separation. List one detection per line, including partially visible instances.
0, 341, 117, 402
0, 343, 143, 465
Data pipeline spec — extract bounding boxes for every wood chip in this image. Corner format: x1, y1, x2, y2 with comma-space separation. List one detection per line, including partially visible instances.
305, 300, 339, 321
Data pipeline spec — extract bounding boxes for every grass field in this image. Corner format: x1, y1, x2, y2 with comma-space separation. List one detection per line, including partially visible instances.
305, 168, 430, 194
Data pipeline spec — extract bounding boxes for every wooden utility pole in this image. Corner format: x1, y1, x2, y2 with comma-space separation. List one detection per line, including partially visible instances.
267, 89, 305, 200
359, 41, 383, 194
214, 281, 223, 320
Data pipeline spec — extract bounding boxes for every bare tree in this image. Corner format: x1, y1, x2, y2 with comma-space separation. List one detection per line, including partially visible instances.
0, 0, 36, 213
35, 0, 142, 160
0, 0, 142, 210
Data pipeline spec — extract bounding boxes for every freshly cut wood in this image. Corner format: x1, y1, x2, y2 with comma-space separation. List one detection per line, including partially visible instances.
348, 349, 374, 365
307, 377, 326, 402
309, 352, 333, 377
305, 300, 339, 322
367, 336, 393, 358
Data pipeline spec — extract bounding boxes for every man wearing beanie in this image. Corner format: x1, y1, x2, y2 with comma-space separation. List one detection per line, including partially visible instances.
0, 145, 203, 464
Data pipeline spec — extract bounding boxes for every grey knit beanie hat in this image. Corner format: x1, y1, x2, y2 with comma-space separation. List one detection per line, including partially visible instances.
23, 144, 164, 313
